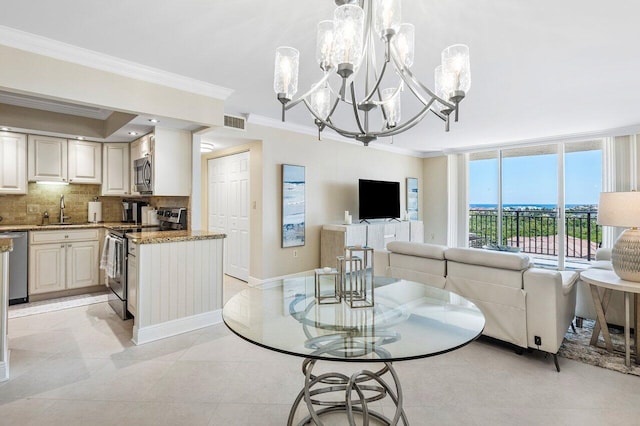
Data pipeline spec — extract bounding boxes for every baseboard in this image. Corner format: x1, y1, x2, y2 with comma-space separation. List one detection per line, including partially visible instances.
29, 285, 107, 302
132, 310, 222, 345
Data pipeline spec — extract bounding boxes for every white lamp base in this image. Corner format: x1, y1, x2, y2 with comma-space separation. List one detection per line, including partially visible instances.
612, 228, 640, 282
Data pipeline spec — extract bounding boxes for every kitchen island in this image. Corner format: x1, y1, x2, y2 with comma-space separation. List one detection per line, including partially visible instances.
0, 236, 13, 381
125, 229, 226, 345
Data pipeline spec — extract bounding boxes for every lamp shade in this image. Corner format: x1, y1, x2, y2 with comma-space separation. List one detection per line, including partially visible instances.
441, 44, 471, 93
316, 20, 334, 71
393, 23, 414, 68
597, 191, 640, 228
274, 46, 299, 98
374, 0, 401, 38
332, 4, 364, 67
381, 87, 401, 127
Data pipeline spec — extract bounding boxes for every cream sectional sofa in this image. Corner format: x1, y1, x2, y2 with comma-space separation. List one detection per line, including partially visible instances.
384, 241, 579, 371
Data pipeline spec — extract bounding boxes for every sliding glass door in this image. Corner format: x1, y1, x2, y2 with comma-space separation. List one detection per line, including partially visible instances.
468, 140, 602, 267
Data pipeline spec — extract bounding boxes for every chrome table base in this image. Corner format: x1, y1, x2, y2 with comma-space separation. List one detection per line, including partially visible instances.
287, 358, 409, 425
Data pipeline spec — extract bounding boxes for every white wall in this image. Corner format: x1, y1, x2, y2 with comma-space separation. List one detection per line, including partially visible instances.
202, 125, 423, 281
422, 156, 449, 245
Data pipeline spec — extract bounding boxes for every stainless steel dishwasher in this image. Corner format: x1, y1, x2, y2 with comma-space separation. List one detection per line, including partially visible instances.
1, 232, 28, 305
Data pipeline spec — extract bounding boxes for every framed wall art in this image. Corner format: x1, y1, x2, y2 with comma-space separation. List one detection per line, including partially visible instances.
282, 164, 306, 247
407, 177, 419, 220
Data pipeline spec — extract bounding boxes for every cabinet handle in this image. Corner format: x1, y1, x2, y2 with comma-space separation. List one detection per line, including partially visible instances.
62, 178, 66, 182
61, 244, 65, 248
68, 244, 72, 247
65, 235, 69, 239
69, 179, 73, 182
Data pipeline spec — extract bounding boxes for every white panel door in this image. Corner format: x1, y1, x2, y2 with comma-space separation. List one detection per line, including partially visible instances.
208, 152, 250, 281
227, 152, 250, 281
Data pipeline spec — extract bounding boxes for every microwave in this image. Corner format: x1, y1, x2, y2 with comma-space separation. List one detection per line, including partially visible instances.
133, 156, 153, 194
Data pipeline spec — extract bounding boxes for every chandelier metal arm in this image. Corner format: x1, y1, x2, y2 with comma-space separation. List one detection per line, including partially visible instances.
285, 71, 334, 111
389, 44, 456, 111
349, 81, 367, 134
376, 105, 432, 137
302, 99, 361, 137
361, 49, 389, 104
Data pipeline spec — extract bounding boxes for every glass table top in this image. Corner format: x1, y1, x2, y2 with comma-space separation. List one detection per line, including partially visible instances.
223, 276, 485, 362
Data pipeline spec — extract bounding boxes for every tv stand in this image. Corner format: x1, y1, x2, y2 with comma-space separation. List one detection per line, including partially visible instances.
320, 221, 424, 270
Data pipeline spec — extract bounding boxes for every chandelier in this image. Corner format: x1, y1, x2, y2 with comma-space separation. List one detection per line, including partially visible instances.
273, 0, 471, 146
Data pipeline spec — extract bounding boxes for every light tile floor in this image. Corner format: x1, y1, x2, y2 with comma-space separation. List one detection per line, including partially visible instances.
1, 275, 639, 425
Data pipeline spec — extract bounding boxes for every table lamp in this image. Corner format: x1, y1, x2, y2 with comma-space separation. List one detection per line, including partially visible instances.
597, 191, 640, 282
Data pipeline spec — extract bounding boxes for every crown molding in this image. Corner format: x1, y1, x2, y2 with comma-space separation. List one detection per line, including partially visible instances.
0, 25, 233, 101
444, 124, 640, 155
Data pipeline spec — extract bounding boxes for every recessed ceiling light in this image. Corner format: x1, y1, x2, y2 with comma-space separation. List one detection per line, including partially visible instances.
148, 119, 159, 123
0, 127, 10, 131
76, 136, 85, 140
200, 142, 215, 153
128, 131, 139, 136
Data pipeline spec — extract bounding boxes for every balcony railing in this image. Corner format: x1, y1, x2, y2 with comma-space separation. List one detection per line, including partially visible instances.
469, 209, 602, 260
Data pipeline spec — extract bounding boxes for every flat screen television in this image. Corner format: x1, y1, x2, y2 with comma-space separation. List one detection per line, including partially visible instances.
358, 179, 400, 220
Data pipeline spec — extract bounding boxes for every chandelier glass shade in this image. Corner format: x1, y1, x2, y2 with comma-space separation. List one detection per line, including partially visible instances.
273, 0, 470, 146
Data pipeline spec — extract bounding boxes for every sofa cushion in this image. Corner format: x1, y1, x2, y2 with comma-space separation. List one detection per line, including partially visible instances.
559, 270, 579, 295
445, 247, 531, 271
387, 241, 447, 260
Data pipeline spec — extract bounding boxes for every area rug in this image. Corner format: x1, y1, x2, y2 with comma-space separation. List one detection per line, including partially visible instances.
558, 319, 640, 376
8, 291, 110, 319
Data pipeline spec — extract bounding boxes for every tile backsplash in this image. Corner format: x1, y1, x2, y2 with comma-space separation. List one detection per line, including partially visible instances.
0, 183, 189, 225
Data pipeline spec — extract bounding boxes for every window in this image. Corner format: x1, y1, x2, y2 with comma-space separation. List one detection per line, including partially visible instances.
468, 141, 602, 268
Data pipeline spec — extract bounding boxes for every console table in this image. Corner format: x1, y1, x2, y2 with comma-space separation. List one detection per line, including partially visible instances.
223, 276, 485, 425
580, 268, 640, 367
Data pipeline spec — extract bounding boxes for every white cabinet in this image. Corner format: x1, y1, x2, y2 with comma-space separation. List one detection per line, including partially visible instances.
0, 131, 27, 194
29, 243, 66, 294
127, 243, 138, 317
130, 128, 191, 196
28, 136, 101, 184
29, 229, 101, 295
28, 135, 67, 182
68, 140, 102, 184
320, 221, 423, 269
367, 222, 410, 250
66, 240, 100, 289
102, 143, 130, 196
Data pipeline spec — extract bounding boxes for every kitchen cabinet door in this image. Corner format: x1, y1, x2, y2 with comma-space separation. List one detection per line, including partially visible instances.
66, 240, 100, 289
28, 135, 67, 182
0, 131, 27, 194
102, 143, 130, 196
29, 243, 66, 294
129, 137, 142, 195
68, 140, 102, 184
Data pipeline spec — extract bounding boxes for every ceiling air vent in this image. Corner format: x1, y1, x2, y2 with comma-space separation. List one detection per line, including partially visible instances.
223, 114, 246, 131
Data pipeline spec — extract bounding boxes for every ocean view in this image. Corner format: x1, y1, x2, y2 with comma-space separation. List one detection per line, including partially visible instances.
470, 204, 597, 210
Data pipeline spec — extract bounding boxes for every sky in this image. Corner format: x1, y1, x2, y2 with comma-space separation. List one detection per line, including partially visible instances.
469, 149, 602, 205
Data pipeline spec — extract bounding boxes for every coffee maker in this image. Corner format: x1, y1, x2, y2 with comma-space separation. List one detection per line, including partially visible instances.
122, 200, 148, 223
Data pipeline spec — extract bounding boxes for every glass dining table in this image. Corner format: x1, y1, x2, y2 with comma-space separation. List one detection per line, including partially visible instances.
223, 276, 485, 425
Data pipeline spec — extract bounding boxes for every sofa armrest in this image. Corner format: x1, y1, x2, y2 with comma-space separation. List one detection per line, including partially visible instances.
596, 248, 612, 261
523, 269, 578, 353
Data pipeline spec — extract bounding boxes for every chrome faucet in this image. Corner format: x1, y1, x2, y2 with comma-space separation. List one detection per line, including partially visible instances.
59, 194, 69, 223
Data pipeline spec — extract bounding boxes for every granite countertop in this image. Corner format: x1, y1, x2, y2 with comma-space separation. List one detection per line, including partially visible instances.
126, 230, 227, 245
0, 222, 154, 232
0, 234, 15, 252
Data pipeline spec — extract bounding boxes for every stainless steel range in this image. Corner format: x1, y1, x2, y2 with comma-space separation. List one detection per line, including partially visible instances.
105, 207, 187, 319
